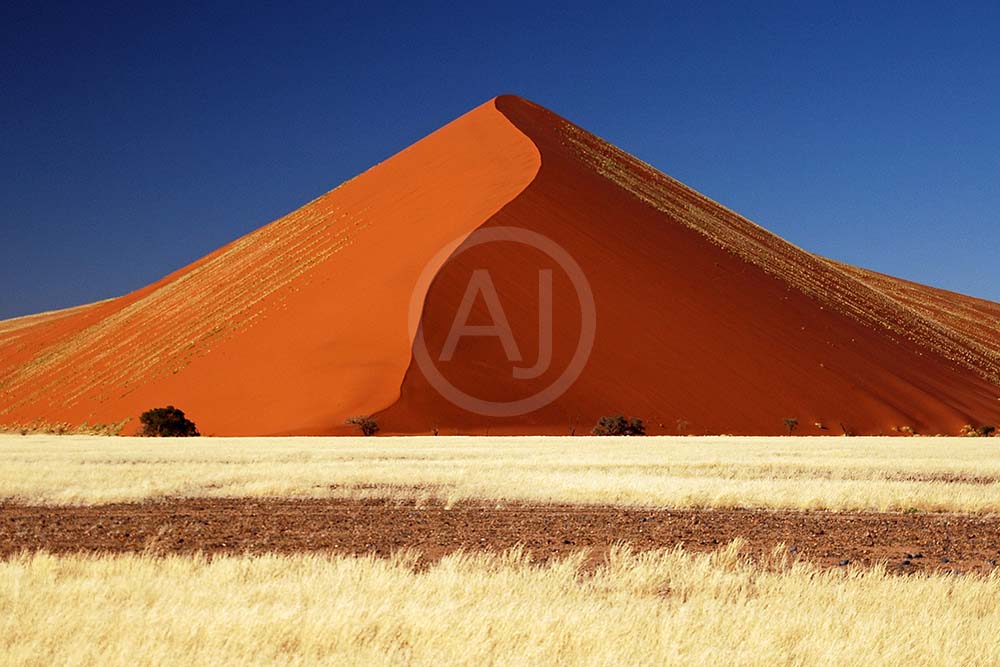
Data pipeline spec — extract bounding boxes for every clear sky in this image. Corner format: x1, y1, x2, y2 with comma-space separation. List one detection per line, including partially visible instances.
2, 1, 998, 319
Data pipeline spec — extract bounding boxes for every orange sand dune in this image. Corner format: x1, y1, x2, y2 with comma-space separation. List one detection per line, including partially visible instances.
2, 95, 999, 435
0, 100, 539, 434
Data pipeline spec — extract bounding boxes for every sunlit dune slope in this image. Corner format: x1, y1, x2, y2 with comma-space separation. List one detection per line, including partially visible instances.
0, 100, 540, 434
2, 95, 998, 435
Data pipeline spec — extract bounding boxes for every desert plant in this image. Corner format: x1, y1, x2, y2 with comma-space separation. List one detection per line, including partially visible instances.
346, 415, 379, 437
592, 415, 646, 436
783, 418, 799, 435
138, 406, 199, 437
959, 424, 996, 438
978, 425, 996, 438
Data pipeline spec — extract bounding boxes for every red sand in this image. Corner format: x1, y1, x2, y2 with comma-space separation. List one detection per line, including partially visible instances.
2, 96, 999, 435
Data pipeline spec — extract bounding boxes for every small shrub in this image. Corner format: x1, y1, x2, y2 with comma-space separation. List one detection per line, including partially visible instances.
346, 415, 379, 437
138, 406, 199, 437
48, 422, 69, 435
960, 424, 996, 438
592, 415, 646, 436
783, 418, 799, 434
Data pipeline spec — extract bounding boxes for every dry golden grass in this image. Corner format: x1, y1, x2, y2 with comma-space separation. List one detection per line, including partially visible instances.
2, 434, 1000, 511
3, 544, 1000, 666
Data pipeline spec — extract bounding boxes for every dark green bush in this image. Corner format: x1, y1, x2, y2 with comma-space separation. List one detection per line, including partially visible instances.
138, 405, 199, 437
592, 415, 646, 436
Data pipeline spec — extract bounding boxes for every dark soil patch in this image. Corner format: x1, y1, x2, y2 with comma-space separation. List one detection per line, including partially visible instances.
2, 499, 999, 573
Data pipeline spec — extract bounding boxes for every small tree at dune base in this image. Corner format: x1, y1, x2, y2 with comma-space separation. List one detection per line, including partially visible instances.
138, 405, 199, 437
783, 418, 799, 435
346, 415, 379, 437
592, 415, 646, 436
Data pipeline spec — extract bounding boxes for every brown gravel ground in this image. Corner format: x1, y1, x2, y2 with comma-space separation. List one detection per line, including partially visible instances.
2, 499, 999, 574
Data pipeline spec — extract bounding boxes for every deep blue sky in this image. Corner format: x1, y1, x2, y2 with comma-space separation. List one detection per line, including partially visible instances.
2, 1, 998, 319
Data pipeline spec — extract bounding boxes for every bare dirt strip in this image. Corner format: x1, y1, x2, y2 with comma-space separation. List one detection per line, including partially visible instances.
2, 499, 999, 573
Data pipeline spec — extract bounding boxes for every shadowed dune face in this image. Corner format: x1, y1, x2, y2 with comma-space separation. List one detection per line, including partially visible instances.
2, 95, 999, 435
379, 95, 1000, 436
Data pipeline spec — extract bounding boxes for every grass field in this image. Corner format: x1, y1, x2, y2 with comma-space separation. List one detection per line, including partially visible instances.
3, 544, 999, 666
2, 434, 999, 511
4, 435, 1000, 665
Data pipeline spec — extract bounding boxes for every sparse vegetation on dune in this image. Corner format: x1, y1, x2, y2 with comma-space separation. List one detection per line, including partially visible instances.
4, 545, 1000, 666
783, 417, 798, 434
0, 419, 129, 436
4, 435, 1000, 512
960, 423, 998, 438
592, 414, 646, 436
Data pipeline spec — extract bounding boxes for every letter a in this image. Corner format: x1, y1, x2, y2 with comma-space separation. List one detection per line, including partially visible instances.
439, 270, 522, 362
